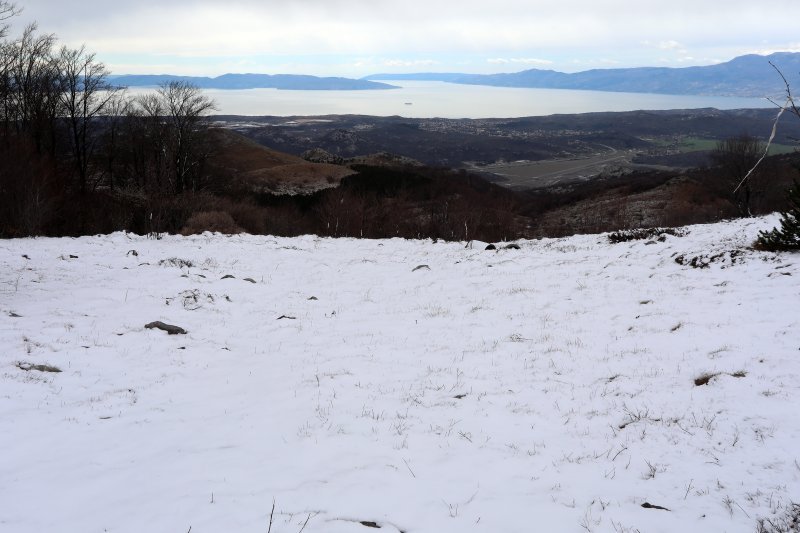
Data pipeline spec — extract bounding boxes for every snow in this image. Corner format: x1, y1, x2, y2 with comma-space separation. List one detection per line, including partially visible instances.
1, 216, 798, 533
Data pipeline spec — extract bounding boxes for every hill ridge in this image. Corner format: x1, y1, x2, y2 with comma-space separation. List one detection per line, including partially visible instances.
363, 52, 800, 97
110, 73, 397, 91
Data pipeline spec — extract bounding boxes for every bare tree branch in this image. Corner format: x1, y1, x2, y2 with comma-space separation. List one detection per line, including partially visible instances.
733, 62, 798, 196
0, 1, 21, 40
770, 61, 800, 118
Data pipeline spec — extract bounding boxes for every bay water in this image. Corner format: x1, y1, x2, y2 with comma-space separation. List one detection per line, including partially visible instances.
126, 80, 772, 118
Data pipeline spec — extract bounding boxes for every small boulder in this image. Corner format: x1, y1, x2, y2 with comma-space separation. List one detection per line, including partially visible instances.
145, 321, 187, 335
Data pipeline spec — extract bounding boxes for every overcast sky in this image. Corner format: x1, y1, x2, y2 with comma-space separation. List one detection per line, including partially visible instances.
8, 0, 800, 77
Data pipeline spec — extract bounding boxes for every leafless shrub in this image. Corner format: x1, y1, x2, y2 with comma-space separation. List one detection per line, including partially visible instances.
608, 227, 686, 243
711, 135, 766, 217
180, 211, 243, 235
158, 257, 194, 268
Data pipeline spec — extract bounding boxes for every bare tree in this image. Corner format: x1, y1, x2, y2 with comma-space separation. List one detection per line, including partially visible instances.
5, 24, 59, 153
0, 39, 12, 136
0, 1, 20, 39
0, 2, 20, 109
57, 44, 118, 193
131, 92, 168, 190
157, 81, 217, 193
711, 134, 765, 216
98, 91, 130, 190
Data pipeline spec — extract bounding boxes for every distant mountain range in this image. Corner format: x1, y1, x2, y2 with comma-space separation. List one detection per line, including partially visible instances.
109, 74, 397, 91
364, 53, 800, 97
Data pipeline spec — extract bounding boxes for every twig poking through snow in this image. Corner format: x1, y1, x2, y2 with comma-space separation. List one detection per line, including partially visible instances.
402, 458, 416, 478
297, 512, 316, 533
267, 498, 275, 533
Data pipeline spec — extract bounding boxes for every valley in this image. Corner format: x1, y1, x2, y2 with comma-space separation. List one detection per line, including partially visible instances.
216, 107, 800, 190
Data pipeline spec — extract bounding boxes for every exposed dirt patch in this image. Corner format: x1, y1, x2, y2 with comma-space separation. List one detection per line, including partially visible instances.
15, 362, 61, 373
695, 371, 747, 386
675, 249, 746, 269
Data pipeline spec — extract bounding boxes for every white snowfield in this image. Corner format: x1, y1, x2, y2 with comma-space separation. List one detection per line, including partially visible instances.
1, 216, 799, 533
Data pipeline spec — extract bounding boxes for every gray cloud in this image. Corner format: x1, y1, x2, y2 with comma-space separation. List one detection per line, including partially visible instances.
10, 0, 800, 75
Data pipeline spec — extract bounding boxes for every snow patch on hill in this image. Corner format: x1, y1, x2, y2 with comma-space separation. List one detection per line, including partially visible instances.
1, 216, 798, 532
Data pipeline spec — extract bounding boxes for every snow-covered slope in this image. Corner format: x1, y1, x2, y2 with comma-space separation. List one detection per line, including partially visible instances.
1, 216, 798, 533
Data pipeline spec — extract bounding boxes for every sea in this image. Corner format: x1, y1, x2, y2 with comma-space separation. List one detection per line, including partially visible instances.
126, 80, 773, 119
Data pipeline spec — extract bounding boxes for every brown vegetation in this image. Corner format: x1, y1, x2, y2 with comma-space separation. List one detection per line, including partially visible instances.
180, 211, 243, 235
2, 6, 799, 242
207, 128, 354, 195
524, 152, 800, 237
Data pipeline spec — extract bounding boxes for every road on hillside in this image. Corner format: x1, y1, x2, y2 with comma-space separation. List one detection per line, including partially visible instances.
478, 148, 633, 189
